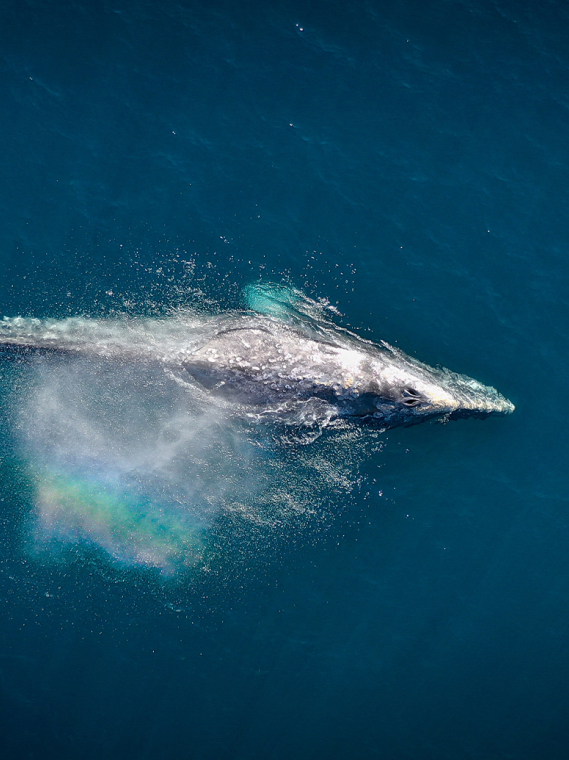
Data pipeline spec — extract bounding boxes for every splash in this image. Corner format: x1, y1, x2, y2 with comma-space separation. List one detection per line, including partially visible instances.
15, 355, 271, 574
3, 284, 376, 575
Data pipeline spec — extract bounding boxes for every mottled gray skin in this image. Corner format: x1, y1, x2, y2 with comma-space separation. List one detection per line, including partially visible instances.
0, 312, 514, 429
179, 316, 514, 428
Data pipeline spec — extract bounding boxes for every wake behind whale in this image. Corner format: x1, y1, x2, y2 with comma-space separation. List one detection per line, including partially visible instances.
0, 284, 514, 575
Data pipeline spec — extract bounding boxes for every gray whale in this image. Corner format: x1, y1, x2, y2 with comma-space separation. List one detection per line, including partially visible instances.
0, 285, 514, 430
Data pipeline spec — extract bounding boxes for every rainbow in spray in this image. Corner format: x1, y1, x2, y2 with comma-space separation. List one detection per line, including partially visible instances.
32, 467, 206, 573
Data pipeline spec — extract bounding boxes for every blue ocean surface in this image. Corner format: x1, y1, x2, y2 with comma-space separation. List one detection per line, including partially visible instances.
0, 1, 568, 758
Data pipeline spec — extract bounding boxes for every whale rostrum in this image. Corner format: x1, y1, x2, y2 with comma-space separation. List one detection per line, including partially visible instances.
0, 292, 514, 430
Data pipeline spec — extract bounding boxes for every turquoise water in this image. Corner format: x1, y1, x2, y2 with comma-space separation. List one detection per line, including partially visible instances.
1, 1, 568, 758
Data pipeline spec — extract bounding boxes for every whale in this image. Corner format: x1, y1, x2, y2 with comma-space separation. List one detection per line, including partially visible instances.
0, 284, 514, 430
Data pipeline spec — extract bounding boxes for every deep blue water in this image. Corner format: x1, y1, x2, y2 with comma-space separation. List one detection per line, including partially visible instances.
1, 1, 568, 758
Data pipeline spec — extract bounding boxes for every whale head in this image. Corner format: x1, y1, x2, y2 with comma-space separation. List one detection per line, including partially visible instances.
356, 343, 515, 428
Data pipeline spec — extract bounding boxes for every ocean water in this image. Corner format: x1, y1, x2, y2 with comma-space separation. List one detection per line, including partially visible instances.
0, 1, 568, 758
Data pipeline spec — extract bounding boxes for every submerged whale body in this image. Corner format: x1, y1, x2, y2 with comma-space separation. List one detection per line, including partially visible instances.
0, 284, 514, 430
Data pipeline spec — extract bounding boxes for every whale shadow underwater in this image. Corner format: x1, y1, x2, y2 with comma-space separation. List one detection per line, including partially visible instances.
0, 283, 514, 433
